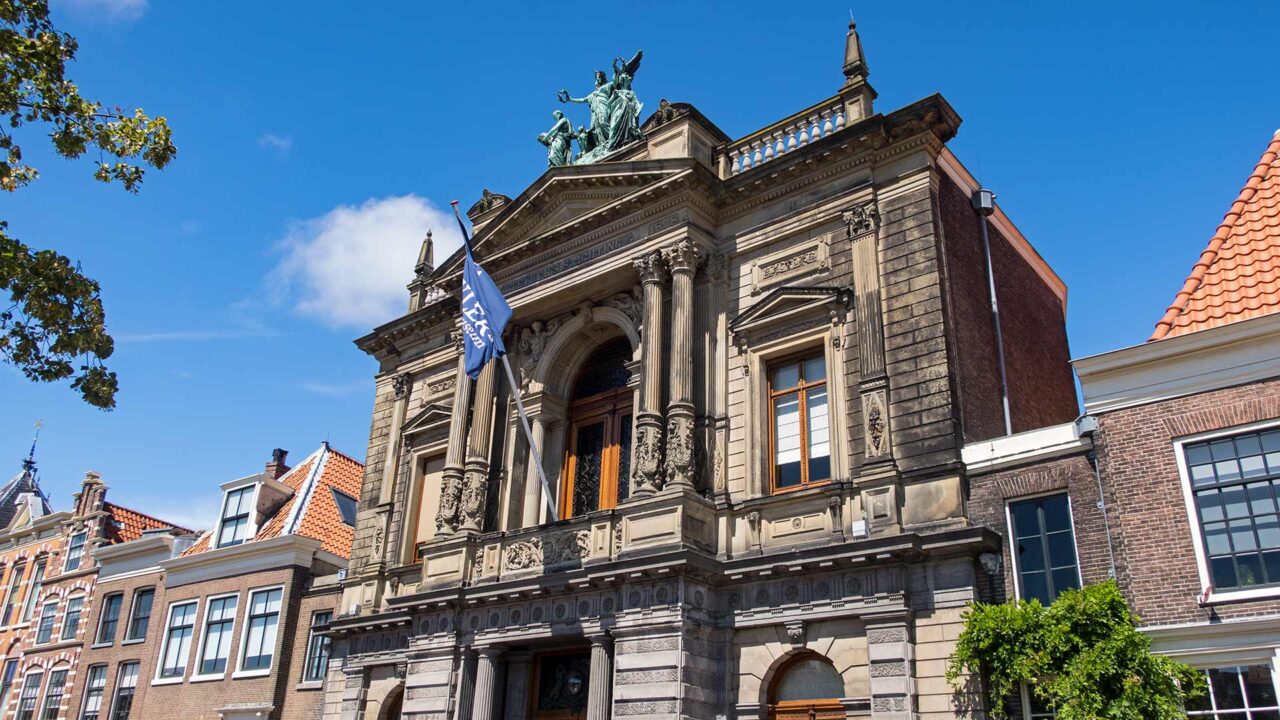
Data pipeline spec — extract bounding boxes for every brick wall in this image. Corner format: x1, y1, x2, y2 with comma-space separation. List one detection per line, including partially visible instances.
279, 586, 339, 720
1095, 379, 1280, 627
935, 173, 1077, 441
69, 571, 167, 720
968, 453, 1113, 603
136, 566, 307, 720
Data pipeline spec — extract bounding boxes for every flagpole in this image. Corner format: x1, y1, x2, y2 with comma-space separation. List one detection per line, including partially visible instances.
451, 200, 559, 525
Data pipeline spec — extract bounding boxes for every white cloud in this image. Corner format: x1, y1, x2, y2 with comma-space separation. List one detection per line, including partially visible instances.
270, 195, 463, 329
53, 0, 147, 21
257, 133, 293, 154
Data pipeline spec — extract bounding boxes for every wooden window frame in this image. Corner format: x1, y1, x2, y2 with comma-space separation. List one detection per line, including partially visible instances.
560, 388, 633, 520
767, 350, 831, 495
766, 652, 845, 720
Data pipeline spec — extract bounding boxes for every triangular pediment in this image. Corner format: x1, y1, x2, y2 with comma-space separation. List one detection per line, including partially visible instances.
729, 285, 852, 335
433, 158, 701, 278
402, 402, 453, 438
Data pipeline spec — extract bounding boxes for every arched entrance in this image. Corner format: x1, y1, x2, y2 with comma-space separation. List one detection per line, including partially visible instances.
560, 336, 634, 519
767, 652, 846, 720
374, 683, 403, 720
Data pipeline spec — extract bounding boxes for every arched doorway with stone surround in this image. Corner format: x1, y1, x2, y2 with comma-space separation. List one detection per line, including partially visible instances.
519, 305, 641, 528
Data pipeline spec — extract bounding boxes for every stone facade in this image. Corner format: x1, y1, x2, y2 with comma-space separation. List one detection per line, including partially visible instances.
328, 21, 1076, 720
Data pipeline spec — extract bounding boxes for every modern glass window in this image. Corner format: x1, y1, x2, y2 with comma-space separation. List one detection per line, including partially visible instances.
15, 671, 42, 720
39, 669, 65, 720
95, 593, 123, 645
217, 487, 254, 548
560, 338, 633, 520
61, 596, 84, 640
78, 665, 106, 720
125, 588, 153, 641
19, 560, 45, 622
1185, 665, 1280, 718
303, 610, 332, 682
240, 588, 282, 671
34, 601, 57, 644
197, 595, 238, 675
1184, 428, 1280, 591
332, 489, 358, 526
769, 354, 831, 493
0, 659, 18, 716
158, 601, 197, 678
64, 533, 86, 572
109, 663, 138, 720
2, 563, 25, 626
1009, 494, 1080, 605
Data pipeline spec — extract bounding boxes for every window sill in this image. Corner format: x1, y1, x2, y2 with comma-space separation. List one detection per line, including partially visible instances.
189, 674, 225, 684
150, 677, 184, 687
1203, 586, 1280, 605
89, 642, 113, 650
295, 681, 323, 691
121, 638, 145, 646
231, 669, 271, 680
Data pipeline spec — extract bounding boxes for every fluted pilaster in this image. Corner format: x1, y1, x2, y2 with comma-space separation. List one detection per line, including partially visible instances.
520, 416, 547, 528
454, 649, 478, 720
437, 341, 473, 534
663, 239, 701, 490
503, 651, 533, 720
460, 361, 498, 532
586, 635, 614, 720
631, 251, 668, 497
472, 647, 502, 720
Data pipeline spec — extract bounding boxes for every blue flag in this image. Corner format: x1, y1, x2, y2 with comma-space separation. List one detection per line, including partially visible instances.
458, 219, 512, 379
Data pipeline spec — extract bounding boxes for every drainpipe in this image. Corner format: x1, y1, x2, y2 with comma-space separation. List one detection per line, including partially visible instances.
972, 188, 1012, 436
1077, 415, 1119, 580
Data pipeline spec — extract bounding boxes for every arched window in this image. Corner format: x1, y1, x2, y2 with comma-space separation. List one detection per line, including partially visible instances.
561, 337, 633, 519
768, 653, 846, 720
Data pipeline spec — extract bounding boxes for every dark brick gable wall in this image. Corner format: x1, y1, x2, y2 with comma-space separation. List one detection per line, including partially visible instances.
1095, 378, 1280, 627
934, 173, 1077, 441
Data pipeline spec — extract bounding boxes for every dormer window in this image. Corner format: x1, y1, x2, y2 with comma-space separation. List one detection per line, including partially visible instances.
216, 487, 254, 548
331, 489, 357, 526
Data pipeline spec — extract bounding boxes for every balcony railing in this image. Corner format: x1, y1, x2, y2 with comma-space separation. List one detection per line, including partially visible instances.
723, 95, 849, 178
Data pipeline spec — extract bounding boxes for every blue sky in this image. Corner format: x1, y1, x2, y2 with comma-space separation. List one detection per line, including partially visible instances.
3, 0, 1278, 529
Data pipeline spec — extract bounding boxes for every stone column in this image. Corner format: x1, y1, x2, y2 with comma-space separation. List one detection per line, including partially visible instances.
631, 251, 668, 497
377, 373, 412, 506
866, 618, 918, 720
460, 361, 498, 532
503, 651, 533, 720
586, 634, 614, 720
662, 239, 701, 490
453, 649, 478, 720
437, 337, 473, 535
520, 415, 547, 528
472, 647, 502, 720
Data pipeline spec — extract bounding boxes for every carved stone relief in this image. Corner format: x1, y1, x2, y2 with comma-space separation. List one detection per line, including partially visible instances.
749, 232, 832, 294
862, 389, 889, 458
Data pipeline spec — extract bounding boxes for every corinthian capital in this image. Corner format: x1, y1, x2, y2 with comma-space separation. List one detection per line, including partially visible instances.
662, 238, 702, 275
633, 250, 668, 285
842, 200, 880, 237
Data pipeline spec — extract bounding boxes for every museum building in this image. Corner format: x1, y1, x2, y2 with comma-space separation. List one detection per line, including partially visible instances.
325, 21, 1077, 720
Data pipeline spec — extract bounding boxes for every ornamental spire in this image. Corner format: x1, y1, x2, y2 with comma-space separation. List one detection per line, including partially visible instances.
843, 16, 868, 85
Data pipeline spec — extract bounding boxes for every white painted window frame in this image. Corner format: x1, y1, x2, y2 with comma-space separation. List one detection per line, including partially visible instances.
1173, 418, 1280, 604
152, 598, 201, 685
215, 483, 259, 550
1003, 490, 1083, 603
233, 584, 284, 679
191, 591, 240, 682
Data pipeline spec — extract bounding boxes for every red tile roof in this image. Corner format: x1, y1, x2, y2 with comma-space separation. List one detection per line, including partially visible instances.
103, 502, 192, 544
1152, 130, 1280, 340
181, 444, 362, 559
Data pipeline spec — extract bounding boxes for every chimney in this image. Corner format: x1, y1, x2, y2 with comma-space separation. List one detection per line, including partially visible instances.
265, 449, 290, 480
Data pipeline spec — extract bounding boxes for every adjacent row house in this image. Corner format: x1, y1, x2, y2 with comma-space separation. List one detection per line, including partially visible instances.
0, 443, 361, 720
967, 128, 1280, 719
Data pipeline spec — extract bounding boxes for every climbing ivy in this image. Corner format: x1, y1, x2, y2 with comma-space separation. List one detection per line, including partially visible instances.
946, 581, 1205, 720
